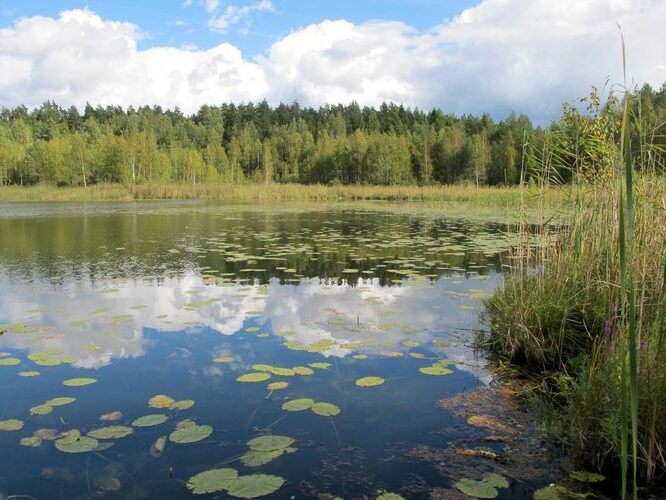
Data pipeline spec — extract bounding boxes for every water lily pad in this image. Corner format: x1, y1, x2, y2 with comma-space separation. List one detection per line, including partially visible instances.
150, 435, 167, 457
21, 436, 43, 447
63, 377, 97, 387
100, 411, 124, 421
0, 419, 24, 431
88, 426, 134, 439
170, 400, 195, 411
187, 468, 239, 494
237, 372, 271, 383
267, 381, 289, 391
132, 414, 169, 427
45, 397, 76, 407
213, 356, 234, 363
148, 394, 175, 408
247, 435, 295, 451
240, 449, 284, 467
19, 371, 40, 377
402, 341, 421, 348
483, 474, 509, 488
0, 358, 20, 366
355, 376, 385, 387
454, 478, 498, 498
169, 424, 212, 444
30, 404, 53, 415
534, 485, 579, 499
309, 362, 332, 369
55, 435, 99, 453
292, 366, 314, 376
311, 402, 341, 417
227, 474, 285, 498
281, 398, 315, 412
419, 366, 453, 376
569, 470, 605, 483
377, 493, 405, 500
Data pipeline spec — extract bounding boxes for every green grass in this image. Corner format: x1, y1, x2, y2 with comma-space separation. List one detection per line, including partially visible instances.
0, 182, 568, 208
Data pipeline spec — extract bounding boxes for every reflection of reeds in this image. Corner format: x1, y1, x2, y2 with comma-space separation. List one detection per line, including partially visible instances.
483, 84, 666, 495
0, 182, 567, 208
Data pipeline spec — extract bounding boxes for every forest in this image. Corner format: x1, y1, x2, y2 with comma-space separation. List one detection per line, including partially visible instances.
0, 83, 665, 188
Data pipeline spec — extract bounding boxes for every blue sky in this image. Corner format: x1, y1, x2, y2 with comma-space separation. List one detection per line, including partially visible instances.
0, 1, 663, 121
1, 1, 478, 57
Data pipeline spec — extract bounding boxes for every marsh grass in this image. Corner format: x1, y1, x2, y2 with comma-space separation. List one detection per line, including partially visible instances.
0, 182, 567, 208
483, 94, 666, 492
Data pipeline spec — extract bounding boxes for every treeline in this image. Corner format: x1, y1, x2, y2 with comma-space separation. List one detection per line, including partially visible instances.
1, 83, 665, 187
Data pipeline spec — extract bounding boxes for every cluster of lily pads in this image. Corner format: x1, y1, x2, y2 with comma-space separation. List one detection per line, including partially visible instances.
281, 398, 341, 417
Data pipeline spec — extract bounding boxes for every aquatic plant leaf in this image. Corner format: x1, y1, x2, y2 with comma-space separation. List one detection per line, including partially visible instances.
533, 485, 579, 499
292, 366, 314, 375
247, 435, 295, 451
132, 414, 169, 427
454, 478, 498, 498
267, 382, 288, 391
99, 411, 124, 421
281, 398, 315, 412
213, 357, 234, 363
19, 371, 40, 377
169, 424, 212, 444
483, 474, 509, 488
227, 474, 285, 498
237, 372, 271, 383
186, 468, 238, 494
30, 404, 53, 415
0, 358, 20, 366
377, 493, 405, 500
44, 397, 76, 407
63, 377, 97, 387
0, 419, 24, 431
309, 362, 332, 369
311, 402, 341, 417
419, 366, 453, 376
402, 341, 421, 348
240, 449, 284, 467
569, 471, 605, 483
148, 394, 175, 408
170, 400, 195, 411
352, 354, 368, 360
88, 426, 134, 439
20, 436, 43, 447
55, 436, 99, 453
355, 376, 385, 387
150, 435, 167, 456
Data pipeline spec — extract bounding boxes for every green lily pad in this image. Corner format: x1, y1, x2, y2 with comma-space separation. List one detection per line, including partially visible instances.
19, 371, 41, 377
132, 414, 169, 427
309, 362, 331, 369
187, 468, 239, 495
311, 402, 341, 417
377, 493, 405, 500
240, 449, 284, 467
281, 398, 315, 412
21, 436, 43, 447
419, 366, 453, 376
63, 377, 97, 387
88, 426, 134, 439
169, 424, 212, 444
454, 478, 498, 498
534, 485, 579, 499
44, 397, 76, 407
292, 366, 314, 375
0, 358, 20, 366
355, 376, 385, 387
247, 435, 295, 451
484, 474, 510, 488
148, 394, 175, 408
237, 372, 271, 383
569, 470, 605, 483
170, 400, 195, 411
30, 404, 53, 415
213, 356, 234, 363
0, 419, 24, 431
55, 435, 99, 453
402, 341, 421, 348
150, 436, 167, 457
227, 474, 285, 498
267, 382, 289, 391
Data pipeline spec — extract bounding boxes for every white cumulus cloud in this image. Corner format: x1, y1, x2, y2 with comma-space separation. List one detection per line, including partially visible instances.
0, 0, 664, 121
208, 0, 275, 32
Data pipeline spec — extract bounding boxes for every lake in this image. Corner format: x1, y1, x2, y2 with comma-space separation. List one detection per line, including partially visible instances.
0, 201, 563, 499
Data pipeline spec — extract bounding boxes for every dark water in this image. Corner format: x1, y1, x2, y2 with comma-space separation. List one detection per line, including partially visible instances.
0, 201, 547, 499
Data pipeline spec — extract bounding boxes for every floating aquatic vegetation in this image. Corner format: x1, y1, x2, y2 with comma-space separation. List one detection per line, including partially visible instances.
308, 362, 331, 369
454, 473, 509, 498
44, 397, 76, 407
169, 424, 212, 444
227, 474, 285, 498
377, 493, 405, 500
187, 468, 239, 495
150, 435, 167, 457
170, 400, 195, 411
267, 382, 288, 391
402, 341, 421, 348
132, 414, 169, 427
62, 377, 97, 387
18, 371, 40, 377
568, 471, 605, 483
148, 394, 175, 408
355, 376, 385, 387
30, 404, 53, 415
88, 426, 134, 439
292, 366, 314, 375
213, 356, 234, 363
281, 399, 315, 412
237, 372, 271, 383
240, 449, 284, 467
311, 402, 341, 417
55, 434, 99, 454
247, 435, 295, 451
419, 366, 453, 376
0, 419, 24, 431
245, 327, 260, 333
99, 411, 124, 421
352, 354, 368, 360
467, 415, 513, 433
20, 436, 42, 447
0, 358, 20, 366
533, 485, 580, 499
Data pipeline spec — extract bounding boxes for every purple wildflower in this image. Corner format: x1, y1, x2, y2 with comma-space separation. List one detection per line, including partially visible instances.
604, 320, 613, 341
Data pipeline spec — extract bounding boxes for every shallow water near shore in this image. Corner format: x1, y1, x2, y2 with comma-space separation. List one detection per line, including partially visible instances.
0, 201, 563, 499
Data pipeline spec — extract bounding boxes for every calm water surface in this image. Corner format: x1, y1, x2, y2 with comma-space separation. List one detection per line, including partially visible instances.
0, 201, 546, 499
